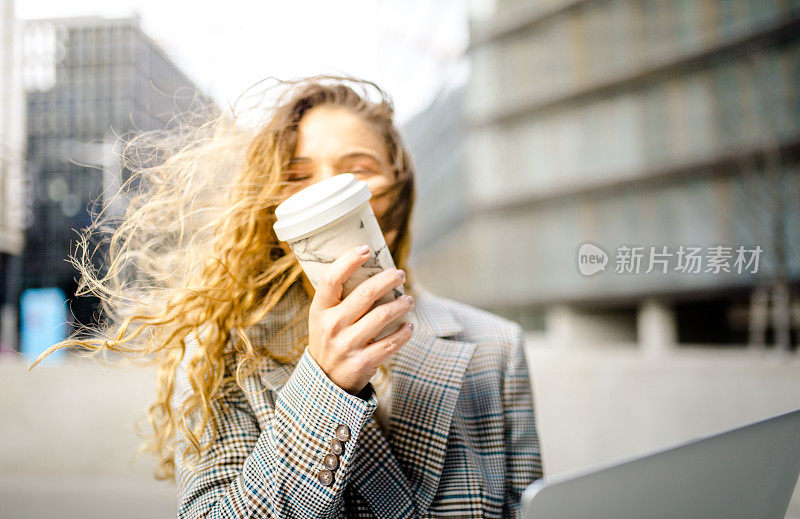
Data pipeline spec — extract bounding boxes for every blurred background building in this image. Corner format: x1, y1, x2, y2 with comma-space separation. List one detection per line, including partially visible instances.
403, 86, 468, 255
18, 14, 214, 356
0, 0, 26, 356
410, 0, 800, 352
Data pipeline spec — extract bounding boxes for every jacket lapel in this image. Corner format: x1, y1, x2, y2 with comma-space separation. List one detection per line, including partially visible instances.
249, 285, 476, 518
387, 295, 476, 515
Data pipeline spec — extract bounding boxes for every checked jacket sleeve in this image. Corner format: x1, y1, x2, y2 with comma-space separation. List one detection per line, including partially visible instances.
502, 324, 545, 519
174, 346, 379, 519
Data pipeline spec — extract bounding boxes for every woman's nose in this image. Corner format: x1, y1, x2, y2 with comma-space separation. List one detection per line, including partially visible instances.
317, 164, 336, 181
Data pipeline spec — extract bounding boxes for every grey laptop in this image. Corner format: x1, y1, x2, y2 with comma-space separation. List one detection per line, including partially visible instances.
522, 408, 800, 519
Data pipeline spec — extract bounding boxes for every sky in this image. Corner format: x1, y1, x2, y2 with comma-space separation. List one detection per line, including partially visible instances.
16, 0, 471, 124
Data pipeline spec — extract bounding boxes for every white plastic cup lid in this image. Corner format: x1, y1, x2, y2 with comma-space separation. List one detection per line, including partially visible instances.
273, 173, 372, 242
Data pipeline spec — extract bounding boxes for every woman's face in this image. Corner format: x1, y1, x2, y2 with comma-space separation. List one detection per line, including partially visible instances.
286, 105, 397, 245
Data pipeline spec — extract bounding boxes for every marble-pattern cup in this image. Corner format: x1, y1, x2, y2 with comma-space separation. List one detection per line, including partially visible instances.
285, 200, 409, 342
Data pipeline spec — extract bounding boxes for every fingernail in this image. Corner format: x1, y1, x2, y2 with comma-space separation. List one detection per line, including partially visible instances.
396, 269, 406, 281
356, 245, 369, 255
402, 294, 414, 305
408, 322, 414, 330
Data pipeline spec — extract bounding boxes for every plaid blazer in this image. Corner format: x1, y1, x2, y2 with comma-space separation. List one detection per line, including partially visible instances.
173, 282, 544, 518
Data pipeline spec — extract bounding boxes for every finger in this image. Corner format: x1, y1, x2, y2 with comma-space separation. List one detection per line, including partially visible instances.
347, 294, 414, 347
311, 245, 371, 311
361, 321, 414, 367
336, 268, 406, 325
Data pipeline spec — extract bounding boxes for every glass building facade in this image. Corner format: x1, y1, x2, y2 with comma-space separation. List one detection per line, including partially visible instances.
19, 15, 215, 339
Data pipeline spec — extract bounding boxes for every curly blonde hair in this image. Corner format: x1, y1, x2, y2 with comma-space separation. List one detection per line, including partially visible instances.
28, 74, 419, 481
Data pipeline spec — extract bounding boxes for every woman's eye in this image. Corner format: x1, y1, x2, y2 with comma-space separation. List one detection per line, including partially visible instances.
285, 175, 311, 184
285, 169, 311, 180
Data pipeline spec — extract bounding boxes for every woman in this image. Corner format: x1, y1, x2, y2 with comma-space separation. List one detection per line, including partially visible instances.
32, 75, 544, 517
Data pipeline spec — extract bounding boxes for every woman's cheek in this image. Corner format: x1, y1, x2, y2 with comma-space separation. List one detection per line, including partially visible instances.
370, 198, 390, 220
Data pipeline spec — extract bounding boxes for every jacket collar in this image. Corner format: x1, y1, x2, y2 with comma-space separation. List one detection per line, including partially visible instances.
248, 283, 476, 517
406, 285, 463, 338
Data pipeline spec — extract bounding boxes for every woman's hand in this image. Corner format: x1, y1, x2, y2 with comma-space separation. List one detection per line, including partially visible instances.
307, 245, 415, 395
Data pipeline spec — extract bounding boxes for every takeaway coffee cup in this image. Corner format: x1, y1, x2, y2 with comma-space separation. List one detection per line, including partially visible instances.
273, 173, 410, 342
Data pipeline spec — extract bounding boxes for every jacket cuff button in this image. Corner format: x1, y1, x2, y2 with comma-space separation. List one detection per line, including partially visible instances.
323, 453, 340, 471
335, 424, 351, 442
318, 469, 334, 486
330, 437, 344, 455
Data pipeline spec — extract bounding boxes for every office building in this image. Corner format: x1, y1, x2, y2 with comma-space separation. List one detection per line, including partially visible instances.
20, 15, 215, 338
411, 0, 800, 348
0, 0, 26, 353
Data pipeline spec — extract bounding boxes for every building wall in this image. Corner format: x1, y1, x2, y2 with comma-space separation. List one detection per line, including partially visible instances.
402, 87, 469, 263
0, 0, 26, 352
19, 15, 215, 335
408, 0, 800, 347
